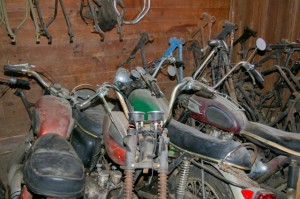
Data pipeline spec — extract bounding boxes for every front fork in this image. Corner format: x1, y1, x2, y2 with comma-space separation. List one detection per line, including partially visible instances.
123, 119, 168, 199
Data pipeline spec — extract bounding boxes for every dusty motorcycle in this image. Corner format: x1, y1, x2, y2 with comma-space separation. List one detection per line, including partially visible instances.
3, 63, 86, 199
77, 38, 277, 198
3, 64, 132, 199
77, 64, 272, 199
174, 38, 300, 199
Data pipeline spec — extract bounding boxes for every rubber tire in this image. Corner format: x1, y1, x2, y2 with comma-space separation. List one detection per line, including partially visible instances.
180, 165, 234, 199
0, 179, 5, 199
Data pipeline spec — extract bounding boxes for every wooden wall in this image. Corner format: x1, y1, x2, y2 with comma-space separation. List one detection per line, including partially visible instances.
0, 0, 230, 139
230, 0, 299, 43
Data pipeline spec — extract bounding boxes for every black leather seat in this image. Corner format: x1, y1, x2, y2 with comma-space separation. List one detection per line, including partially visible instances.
24, 133, 85, 198
167, 119, 253, 170
240, 122, 300, 156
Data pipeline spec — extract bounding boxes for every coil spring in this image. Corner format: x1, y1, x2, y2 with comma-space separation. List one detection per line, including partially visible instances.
158, 171, 168, 199
123, 170, 134, 199
176, 160, 191, 199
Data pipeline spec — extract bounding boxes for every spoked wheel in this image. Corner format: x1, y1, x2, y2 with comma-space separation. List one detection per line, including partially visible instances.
186, 177, 220, 199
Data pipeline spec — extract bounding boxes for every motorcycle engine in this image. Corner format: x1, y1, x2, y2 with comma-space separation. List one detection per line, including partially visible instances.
84, 166, 123, 198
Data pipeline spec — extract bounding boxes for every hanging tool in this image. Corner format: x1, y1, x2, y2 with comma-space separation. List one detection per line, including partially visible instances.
124, 31, 153, 67
233, 27, 257, 59
46, 0, 74, 43
0, 0, 16, 43
16, 0, 41, 43
80, 0, 125, 41
33, 0, 52, 44
188, 12, 216, 50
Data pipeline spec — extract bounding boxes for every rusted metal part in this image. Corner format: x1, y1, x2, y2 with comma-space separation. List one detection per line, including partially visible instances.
15, 0, 41, 43
220, 164, 259, 188
124, 31, 153, 67
87, 0, 105, 41
47, 0, 74, 43
188, 12, 216, 49
187, 12, 216, 62
234, 27, 257, 59
80, 0, 125, 41
0, 0, 16, 43
29, 0, 41, 43
33, 0, 52, 44
80, 0, 88, 25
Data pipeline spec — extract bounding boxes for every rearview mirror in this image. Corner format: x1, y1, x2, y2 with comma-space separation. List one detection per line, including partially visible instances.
256, 38, 266, 51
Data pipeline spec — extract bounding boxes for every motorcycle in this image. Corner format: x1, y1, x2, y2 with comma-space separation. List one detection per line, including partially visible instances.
73, 37, 276, 198
173, 37, 300, 199
3, 63, 86, 199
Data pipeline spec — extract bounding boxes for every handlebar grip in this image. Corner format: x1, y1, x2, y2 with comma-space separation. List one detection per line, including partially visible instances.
249, 68, 264, 84
14, 79, 30, 87
3, 65, 24, 73
7, 77, 30, 87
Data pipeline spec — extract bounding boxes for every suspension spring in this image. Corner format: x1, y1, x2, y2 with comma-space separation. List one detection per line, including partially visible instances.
158, 171, 168, 199
123, 169, 134, 199
176, 160, 191, 199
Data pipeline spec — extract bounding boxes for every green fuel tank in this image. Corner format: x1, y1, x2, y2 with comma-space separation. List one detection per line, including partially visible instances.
128, 89, 169, 120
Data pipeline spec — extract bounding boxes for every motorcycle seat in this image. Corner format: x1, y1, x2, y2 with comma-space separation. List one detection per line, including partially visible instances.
240, 122, 300, 156
24, 133, 84, 198
167, 119, 253, 170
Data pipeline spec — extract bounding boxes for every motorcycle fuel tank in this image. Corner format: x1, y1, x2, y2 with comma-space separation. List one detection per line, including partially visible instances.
188, 93, 247, 133
33, 95, 73, 138
128, 89, 169, 120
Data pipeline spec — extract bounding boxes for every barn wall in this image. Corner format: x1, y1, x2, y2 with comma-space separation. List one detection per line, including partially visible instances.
0, 0, 230, 139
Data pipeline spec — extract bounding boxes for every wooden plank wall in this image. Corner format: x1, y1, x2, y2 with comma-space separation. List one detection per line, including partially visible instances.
230, 0, 299, 43
0, 0, 230, 140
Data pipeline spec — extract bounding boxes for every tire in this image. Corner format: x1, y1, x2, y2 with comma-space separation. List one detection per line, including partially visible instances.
169, 164, 234, 199
0, 179, 5, 199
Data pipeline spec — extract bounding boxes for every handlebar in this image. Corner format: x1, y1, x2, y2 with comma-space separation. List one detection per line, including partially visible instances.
0, 76, 30, 88
248, 68, 264, 85
8, 77, 30, 87
243, 62, 264, 85
3, 64, 73, 100
4, 65, 26, 73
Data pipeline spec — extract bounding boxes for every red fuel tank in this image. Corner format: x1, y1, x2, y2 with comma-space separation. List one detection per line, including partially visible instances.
188, 93, 248, 133
34, 95, 73, 138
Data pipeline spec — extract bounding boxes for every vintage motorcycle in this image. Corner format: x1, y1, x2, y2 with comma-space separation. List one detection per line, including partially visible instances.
3, 63, 86, 199
75, 67, 273, 199
73, 37, 276, 198
173, 38, 300, 199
